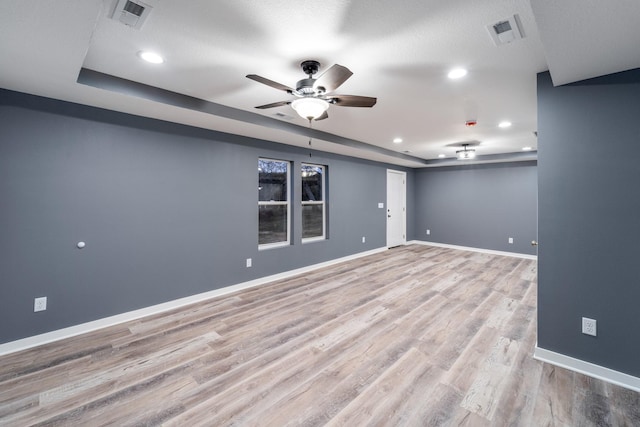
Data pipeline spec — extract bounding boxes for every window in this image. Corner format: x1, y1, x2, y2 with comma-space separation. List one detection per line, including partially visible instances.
301, 163, 326, 241
258, 159, 290, 248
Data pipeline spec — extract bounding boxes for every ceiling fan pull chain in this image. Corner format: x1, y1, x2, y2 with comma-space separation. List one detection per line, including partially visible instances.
308, 118, 313, 157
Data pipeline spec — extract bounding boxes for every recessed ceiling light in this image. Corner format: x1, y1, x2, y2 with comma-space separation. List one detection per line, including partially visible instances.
498, 121, 512, 128
138, 51, 164, 64
522, 146, 533, 151
448, 68, 468, 79
438, 154, 446, 158
393, 137, 403, 144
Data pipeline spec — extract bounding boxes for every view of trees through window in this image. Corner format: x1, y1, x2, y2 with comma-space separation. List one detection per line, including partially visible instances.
302, 164, 325, 240
258, 160, 326, 247
258, 159, 289, 246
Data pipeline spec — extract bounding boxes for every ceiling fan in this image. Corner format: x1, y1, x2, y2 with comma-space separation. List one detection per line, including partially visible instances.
246, 60, 377, 121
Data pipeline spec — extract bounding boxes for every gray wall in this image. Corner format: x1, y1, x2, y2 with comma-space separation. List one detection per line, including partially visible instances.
537, 70, 640, 377
414, 163, 538, 255
0, 90, 414, 344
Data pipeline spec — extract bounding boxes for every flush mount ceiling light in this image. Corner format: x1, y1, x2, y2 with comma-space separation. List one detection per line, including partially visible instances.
522, 146, 533, 151
138, 50, 164, 64
291, 97, 329, 120
498, 121, 512, 128
456, 144, 476, 160
438, 154, 446, 158
393, 137, 403, 144
448, 68, 468, 79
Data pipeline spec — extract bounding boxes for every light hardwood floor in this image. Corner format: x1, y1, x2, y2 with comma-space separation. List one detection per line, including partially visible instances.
1, 245, 638, 426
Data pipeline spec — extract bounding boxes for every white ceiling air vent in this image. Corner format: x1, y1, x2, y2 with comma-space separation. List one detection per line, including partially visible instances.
487, 15, 523, 46
273, 112, 294, 121
111, 0, 152, 30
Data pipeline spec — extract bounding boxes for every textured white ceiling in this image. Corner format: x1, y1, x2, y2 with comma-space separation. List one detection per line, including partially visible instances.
530, 0, 640, 86
0, 1, 637, 166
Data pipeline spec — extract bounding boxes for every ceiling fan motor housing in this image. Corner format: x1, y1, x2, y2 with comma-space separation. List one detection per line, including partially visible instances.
296, 78, 317, 95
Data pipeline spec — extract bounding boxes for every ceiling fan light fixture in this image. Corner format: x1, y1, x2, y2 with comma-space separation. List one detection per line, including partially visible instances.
456, 144, 476, 160
291, 97, 329, 120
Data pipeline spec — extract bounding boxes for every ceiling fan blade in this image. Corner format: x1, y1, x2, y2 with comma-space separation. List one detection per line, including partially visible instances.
255, 100, 291, 109
331, 95, 377, 107
246, 74, 294, 93
313, 64, 353, 93
315, 111, 329, 121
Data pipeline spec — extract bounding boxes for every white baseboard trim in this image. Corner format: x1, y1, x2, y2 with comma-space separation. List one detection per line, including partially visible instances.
0, 247, 388, 357
408, 240, 537, 260
533, 346, 640, 393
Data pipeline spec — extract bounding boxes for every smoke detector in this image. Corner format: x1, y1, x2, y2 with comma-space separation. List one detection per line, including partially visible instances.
111, 0, 152, 30
487, 15, 523, 46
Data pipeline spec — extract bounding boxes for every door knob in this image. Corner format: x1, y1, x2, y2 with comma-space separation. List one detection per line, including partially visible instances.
531, 240, 538, 246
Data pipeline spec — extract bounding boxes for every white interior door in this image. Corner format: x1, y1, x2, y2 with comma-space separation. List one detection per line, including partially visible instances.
386, 169, 406, 248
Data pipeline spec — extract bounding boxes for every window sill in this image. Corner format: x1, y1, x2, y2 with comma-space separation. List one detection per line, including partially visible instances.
258, 242, 290, 251
302, 237, 326, 244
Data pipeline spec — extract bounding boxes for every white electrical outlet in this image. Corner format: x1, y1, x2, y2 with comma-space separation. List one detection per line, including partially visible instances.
34, 297, 47, 312
246, 258, 252, 268
378, 203, 384, 209
582, 317, 597, 336
362, 236, 366, 243
426, 229, 431, 235
508, 237, 514, 244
